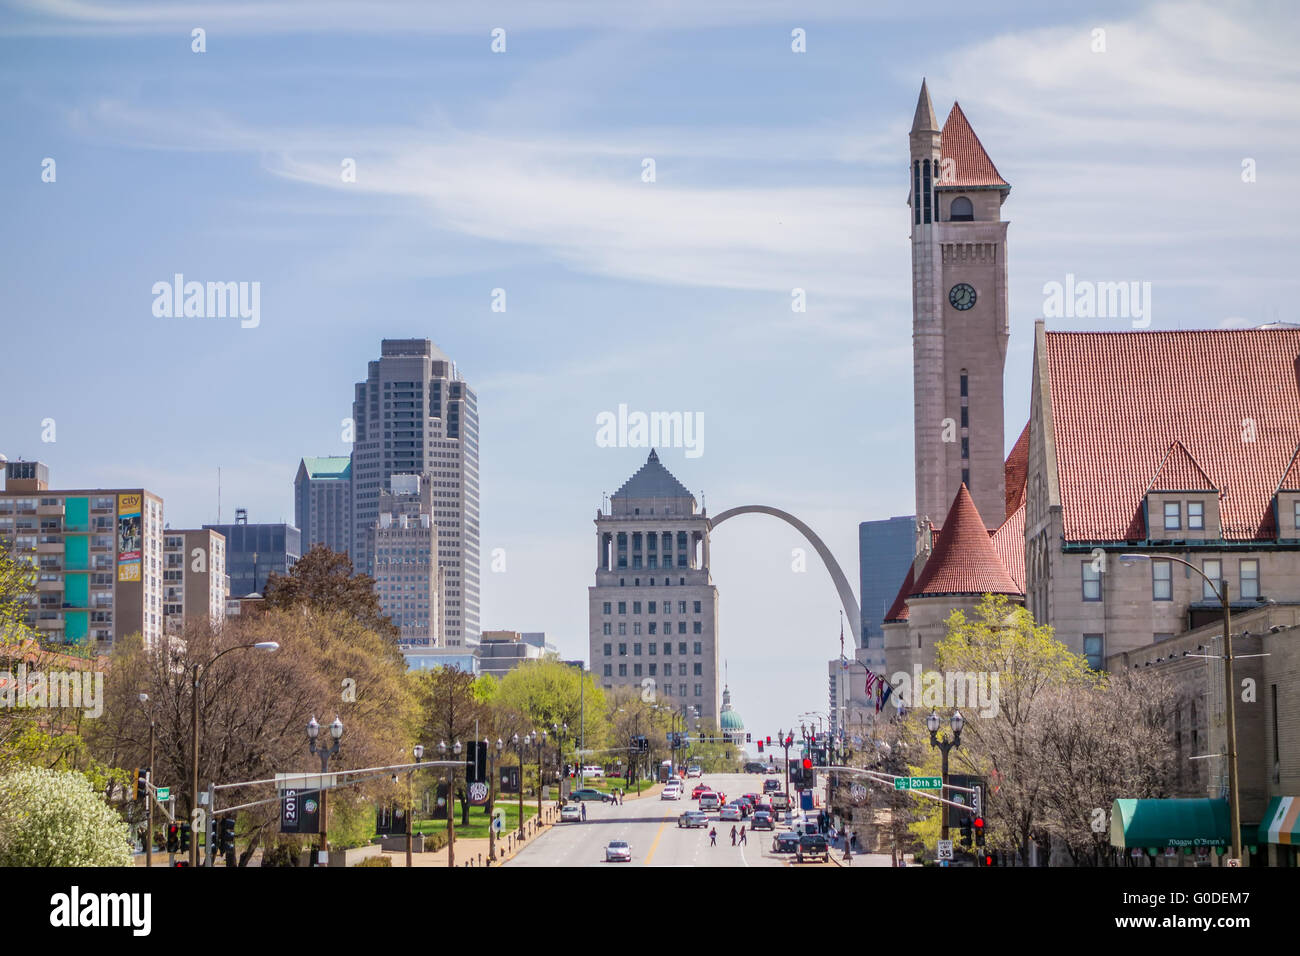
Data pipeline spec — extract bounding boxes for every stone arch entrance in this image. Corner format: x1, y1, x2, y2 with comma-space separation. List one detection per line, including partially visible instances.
708, 505, 862, 648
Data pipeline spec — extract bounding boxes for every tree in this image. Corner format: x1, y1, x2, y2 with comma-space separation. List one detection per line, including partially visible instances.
0, 766, 133, 866
933, 595, 1095, 866
0, 543, 35, 643
494, 660, 606, 753
415, 666, 493, 827
264, 544, 398, 642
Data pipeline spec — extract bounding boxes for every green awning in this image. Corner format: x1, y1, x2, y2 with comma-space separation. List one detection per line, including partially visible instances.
1259, 796, 1300, 845
1109, 798, 1230, 849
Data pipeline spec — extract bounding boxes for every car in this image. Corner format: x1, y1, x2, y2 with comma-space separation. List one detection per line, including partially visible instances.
735, 796, 754, 816
770, 792, 792, 811
691, 784, 712, 799
686, 766, 703, 778
754, 799, 773, 815
660, 787, 683, 801
772, 832, 799, 854
742, 793, 760, 805
678, 810, 708, 828
744, 762, 766, 774
796, 833, 830, 863
582, 765, 603, 778
763, 778, 781, 793
569, 788, 614, 802
560, 804, 583, 822
718, 804, 742, 822
699, 793, 721, 811
751, 810, 774, 830
605, 840, 632, 862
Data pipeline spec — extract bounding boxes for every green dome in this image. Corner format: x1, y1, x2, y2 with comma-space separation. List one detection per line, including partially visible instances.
720, 709, 744, 731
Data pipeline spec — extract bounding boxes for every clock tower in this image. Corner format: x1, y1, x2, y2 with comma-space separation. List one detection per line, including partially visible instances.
909, 80, 1010, 531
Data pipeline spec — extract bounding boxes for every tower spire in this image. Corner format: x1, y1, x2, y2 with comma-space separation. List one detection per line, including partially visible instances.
911, 78, 938, 133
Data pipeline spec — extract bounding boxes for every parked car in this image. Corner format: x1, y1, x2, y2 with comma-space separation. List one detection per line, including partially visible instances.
569, 788, 614, 802
605, 840, 632, 862
763, 778, 781, 793
772, 832, 800, 853
692, 784, 712, 799
751, 810, 774, 830
718, 804, 742, 822
796, 833, 830, 863
678, 810, 708, 828
560, 804, 583, 822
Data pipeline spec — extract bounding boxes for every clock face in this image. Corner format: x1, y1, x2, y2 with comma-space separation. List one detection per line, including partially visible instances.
949, 283, 977, 311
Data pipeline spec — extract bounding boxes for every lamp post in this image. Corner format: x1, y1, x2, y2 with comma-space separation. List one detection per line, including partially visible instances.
489, 737, 503, 862
438, 740, 462, 867
189, 640, 278, 866
138, 693, 154, 868
513, 732, 527, 836
551, 722, 568, 806
307, 715, 343, 862
927, 709, 964, 841
1122, 551, 1241, 863
406, 743, 424, 868
534, 731, 547, 815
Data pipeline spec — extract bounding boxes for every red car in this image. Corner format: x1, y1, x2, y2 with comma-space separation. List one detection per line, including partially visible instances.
692, 784, 712, 799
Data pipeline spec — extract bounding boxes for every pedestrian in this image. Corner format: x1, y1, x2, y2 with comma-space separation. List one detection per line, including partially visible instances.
580, 802, 587, 821
739, 825, 747, 846
730, 825, 737, 846
709, 827, 717, 846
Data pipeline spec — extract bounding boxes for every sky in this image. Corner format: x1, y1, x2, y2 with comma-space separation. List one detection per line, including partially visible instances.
2, 0, 1298, 750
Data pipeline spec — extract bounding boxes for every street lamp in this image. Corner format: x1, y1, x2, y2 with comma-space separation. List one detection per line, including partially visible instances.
406, 744, 424, 868
1122, 551, 1242, 863
307, 714, 343, 863
927, 709, 962, 842
437, 740, 462, 867
513, 732, 527, 837
138, 692, 155, 868
189, 640, 279, 866
551, 722, 568, 806
535, 731, 547, 815
489, 737, 504, 862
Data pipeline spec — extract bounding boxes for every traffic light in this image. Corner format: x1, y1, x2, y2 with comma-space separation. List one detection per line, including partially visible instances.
974, 816, 986, 847
756, 741, 764, 753
219, 816, 236, 853
179, 823, 191, 852
960, 817, 973, 848
802, 757, 812, 771
166, 823, 179, 853
981, 852, 993, 867
134, 767, 147, 801
766, 736, 771, 746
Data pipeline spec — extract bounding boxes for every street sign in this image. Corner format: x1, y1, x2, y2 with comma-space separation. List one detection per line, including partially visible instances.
850, 784, 868, 803
894, 776, 942, 791
468, 781, 489, 805
156, 787, 170, 801
937, 840, 953, 861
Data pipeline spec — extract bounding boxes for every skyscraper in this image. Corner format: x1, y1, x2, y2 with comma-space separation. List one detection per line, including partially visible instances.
589, 450, 720, 726
368, 473, 441, 649
351, 339, 480, 646
295, 456, 352, 557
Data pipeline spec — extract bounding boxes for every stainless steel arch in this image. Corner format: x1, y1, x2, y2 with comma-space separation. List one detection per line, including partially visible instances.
708, 505, 862, 648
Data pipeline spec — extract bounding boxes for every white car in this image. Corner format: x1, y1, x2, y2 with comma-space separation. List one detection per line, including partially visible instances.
698, 793, 720, 811
605, 840, 632, 862
560, 804, 583, 822
718, 804, 742, 822
660, 786, 683, 801
686, 766, 703, 778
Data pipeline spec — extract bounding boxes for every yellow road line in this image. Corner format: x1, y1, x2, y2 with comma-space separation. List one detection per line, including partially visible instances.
642, 809, 674, 865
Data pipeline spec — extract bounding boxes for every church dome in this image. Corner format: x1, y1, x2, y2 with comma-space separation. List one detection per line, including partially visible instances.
719, 684, 744, 734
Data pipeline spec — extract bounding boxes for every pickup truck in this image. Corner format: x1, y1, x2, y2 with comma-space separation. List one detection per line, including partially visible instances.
796, 833, 830, 863
770, 792, 792, 811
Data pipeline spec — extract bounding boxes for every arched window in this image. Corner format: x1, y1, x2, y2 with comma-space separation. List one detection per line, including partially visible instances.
950, 196, 974, 222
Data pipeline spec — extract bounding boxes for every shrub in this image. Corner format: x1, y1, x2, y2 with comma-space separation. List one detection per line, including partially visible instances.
0, 766, 133, 867
355, 855, 392, 867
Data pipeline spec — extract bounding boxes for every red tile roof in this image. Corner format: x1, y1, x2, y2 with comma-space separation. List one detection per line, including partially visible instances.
1005, 422, 1029, 518
911, 485, 1022, 597
1148, 440, 1217, 491
883, 564, 915, 623
1044, 329, 1300, 541
939, 103, 1009, 189
990, 503, 1026, 593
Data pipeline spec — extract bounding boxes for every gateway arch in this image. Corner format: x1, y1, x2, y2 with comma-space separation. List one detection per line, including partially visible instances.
708, 505, 862, 648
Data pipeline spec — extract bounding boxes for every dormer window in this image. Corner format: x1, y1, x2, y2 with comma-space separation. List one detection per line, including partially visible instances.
950, 196, 974, 222
1188, 502, 1204, 530
1164, 502, 1181, 530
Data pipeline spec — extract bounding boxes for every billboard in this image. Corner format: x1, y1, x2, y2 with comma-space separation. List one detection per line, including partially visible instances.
280, 788, 321, 834
116, 494, 142, 583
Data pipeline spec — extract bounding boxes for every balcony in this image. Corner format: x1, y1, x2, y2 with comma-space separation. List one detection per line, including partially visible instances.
36, 578, 63, 591
36, 540, 64, 554
37, 503, 64, 516
35, 615, 64, 630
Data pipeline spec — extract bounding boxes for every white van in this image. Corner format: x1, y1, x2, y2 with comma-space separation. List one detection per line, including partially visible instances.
581, 765, 603, 778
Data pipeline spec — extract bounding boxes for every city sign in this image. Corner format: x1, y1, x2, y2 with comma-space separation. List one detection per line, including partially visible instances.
895, 776, 942, 791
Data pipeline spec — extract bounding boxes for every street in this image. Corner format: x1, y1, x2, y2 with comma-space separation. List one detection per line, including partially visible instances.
504, 773, 814, 868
